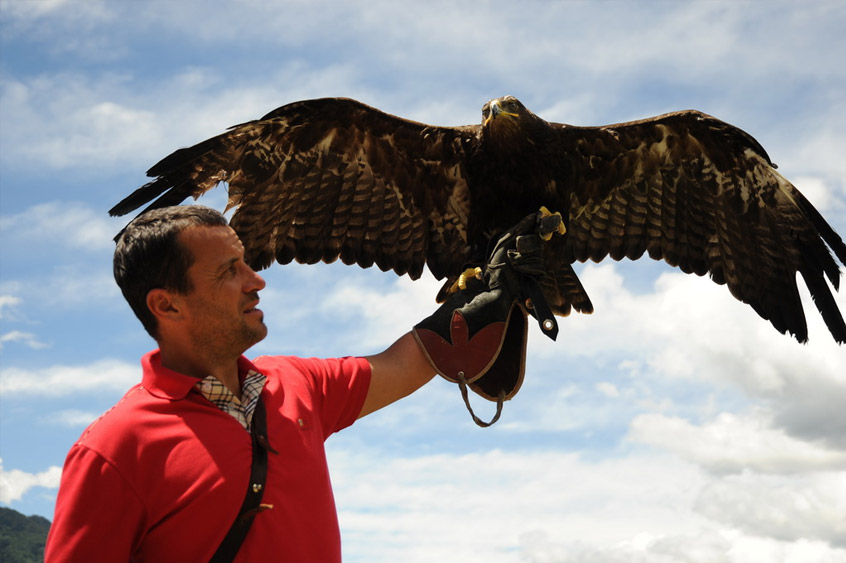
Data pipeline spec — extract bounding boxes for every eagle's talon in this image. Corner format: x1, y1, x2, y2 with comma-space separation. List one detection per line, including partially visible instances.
450, 266, 483, 293
537, 206, 567, 240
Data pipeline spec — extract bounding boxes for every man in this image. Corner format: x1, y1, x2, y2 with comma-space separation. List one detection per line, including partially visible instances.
45, 205, 543, 561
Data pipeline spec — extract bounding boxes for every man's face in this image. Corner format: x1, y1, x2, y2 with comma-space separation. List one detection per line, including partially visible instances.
176, 225, 268, 358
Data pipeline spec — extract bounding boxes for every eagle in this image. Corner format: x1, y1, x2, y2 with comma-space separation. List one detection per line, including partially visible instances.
110, 96, 846, 344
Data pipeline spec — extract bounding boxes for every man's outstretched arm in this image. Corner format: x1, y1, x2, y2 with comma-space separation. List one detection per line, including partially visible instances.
359, 332, 435, 418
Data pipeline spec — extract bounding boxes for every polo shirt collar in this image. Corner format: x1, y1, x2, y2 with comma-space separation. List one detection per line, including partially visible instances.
141, 349, 261, 400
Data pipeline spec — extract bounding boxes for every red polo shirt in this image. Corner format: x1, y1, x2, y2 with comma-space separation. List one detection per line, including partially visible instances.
45, 350, 371, 562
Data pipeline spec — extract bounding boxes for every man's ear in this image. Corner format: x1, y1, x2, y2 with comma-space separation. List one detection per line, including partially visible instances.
146, 288, 184, 325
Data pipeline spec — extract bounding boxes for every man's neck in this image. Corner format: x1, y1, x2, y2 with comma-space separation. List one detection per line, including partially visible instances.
158, 344, 242, 399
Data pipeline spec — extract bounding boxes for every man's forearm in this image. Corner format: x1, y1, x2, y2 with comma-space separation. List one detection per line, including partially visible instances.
359, 332, 436, 418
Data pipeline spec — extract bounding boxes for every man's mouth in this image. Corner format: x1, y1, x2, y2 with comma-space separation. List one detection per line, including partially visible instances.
244, 299, 262, 315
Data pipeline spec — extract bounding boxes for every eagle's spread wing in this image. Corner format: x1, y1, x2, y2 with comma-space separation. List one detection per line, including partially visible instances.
111, 96, 846, 343
550, 111, 846, 342
111, 98, 477, 280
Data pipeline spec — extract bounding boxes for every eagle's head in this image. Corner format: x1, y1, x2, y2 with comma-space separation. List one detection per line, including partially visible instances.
481, 96, 531, 127
481, 96, 546, 152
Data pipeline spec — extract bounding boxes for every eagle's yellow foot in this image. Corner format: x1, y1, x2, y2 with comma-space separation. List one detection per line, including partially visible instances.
450, 266, 483, 292
538, 206, 567, 240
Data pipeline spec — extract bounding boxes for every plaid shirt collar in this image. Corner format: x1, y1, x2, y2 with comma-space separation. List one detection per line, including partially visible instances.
195, 370, 267, 432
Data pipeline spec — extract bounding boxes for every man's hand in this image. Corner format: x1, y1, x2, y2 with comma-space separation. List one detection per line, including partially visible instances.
482, 209, 562, 340
411, 208, 564, 425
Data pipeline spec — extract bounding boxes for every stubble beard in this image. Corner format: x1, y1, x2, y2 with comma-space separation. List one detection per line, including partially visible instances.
191, 308, 268, 363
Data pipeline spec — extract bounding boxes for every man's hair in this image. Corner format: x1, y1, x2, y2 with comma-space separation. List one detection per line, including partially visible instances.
113, 205, 229, 338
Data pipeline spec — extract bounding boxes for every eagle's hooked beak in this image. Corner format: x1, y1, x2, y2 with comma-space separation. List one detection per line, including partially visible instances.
484, 100, 519, 125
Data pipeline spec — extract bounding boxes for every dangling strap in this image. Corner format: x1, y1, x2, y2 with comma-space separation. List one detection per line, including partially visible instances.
457, 372, 505, 427
521, 276, 558, 341
210, 395, 276, 563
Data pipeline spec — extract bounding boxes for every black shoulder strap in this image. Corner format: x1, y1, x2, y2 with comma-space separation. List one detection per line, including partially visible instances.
210, 394, 276, 563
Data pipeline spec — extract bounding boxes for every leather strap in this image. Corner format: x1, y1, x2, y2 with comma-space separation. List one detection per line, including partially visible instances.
521, 275, 558, 340
210, 394, 275, 563
457, 372, 505, 427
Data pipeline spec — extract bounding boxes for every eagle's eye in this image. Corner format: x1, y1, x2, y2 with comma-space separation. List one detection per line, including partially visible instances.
501, 96, 521, 111
481, 103, 491, 121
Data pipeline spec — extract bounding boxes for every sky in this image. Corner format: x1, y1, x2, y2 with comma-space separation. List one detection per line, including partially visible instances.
1, 0, 845, 561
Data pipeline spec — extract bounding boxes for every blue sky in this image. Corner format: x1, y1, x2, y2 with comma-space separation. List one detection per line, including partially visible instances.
1, 1, 845, 561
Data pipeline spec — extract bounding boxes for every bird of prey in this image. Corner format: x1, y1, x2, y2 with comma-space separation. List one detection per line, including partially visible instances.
110, 96, 846, 343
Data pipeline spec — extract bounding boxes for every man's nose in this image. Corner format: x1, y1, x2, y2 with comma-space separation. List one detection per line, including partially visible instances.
242, 263, 266, 291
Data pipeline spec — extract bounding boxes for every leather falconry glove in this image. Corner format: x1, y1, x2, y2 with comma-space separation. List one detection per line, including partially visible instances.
413, 210, 562, 426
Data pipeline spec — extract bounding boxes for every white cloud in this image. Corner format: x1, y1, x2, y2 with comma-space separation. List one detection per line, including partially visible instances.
35, 265, 122, 310
694, 472, 846, 548
3, 0, 820, 83
525, 263, 846, 440
0, 330, 49, 351
596, 381, 621, 398
0, 201, 121, 251
791, 176, 841, 214
43, 101, 160, 168
1, 0, 116, 62
628, 411, 846, 475
0, 295, 22, 319
0, 64, 377, 173
2, 0, 74, 19
41, 409, 101, 427
0, 457, 62, 504
328, 445, 846, 562
319, 272, 442, 349
3, 1, 845, 185
331, 448, 706, 562
519, 529, 845, 563
0, 201, 124, 311
0, 266, 121, 318
0, 358, 138, 396
517, 528, 734, 563
0, 73, 158, 169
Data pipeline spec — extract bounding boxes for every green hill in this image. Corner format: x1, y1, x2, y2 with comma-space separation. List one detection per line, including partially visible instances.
0, 507, 51, 563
